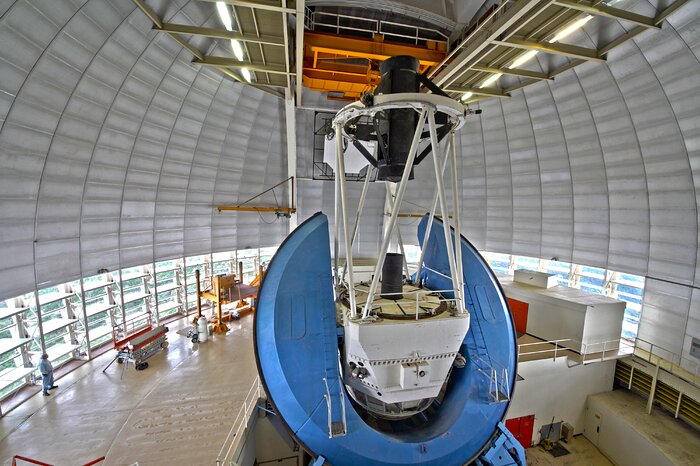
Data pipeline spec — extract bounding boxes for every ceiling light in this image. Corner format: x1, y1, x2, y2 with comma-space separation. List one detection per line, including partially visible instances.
241, 68, 252, 82
216, 2, 233, 31
549, 15, 593, 43
509, 50, 539, 69
460, 91, 473, 102
230, 39, 244, 61
479, 73, 503, 88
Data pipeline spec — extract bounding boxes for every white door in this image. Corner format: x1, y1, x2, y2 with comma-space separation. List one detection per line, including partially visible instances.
584, 406, 602, 447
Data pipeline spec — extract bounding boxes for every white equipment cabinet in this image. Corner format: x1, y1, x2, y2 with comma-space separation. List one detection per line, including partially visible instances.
500, 273, 626, 353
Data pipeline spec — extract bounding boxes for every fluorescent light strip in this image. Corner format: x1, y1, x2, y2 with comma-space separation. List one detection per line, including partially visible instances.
509, 50, 539, 69
241, 68, 252, 82
479, 73, 503, 88
460, 91, 473, 102
230, 39, 244, 61
549, 15, 593, 43
216, 2, 233, 31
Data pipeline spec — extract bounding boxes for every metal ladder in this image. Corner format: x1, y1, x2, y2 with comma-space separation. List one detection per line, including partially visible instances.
321, 312, 347, 438
465, 287, 509, 403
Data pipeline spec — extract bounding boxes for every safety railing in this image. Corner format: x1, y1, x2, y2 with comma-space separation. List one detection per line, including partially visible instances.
215, 376, 264, 466
517, 337, 635, 364
323, 375, 347, 438
471, 354, 510, 403
353, 286, 466, 320
308, 10, 449, 45
580, 338, 635, 363
634, 338, 700, 384
12, 455, 105, 466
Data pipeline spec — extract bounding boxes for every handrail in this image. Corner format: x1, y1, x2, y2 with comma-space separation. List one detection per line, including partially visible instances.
310, 10, 449, 44
517, 337, 635, 363
12, 455, 105, 466
472, 353, 510, 403
353, 286, 466, 320
81, 457, 106, 466
12, 456, 52, 466
215, 376, 264, 466
634, 337, 700, 380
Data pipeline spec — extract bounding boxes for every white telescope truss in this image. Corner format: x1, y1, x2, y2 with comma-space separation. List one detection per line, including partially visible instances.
331, 93, 473, 321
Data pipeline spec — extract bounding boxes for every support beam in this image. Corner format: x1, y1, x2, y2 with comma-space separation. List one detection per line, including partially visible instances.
505, 78, 539, 94
132, 0, 162, 28
295, 0, 305, 105
472, 64, 552, 81
194, 56, 291, 74
655, 0, 691, 25
597, 27, 644, 56
305, 32, 445, 67
217, 66, 285, 98
553, 0, 660, 29
596, 0, 689, 57
216, 206, 296, 213
167, 32, 204, 60
432, 0, 555, 86
445, 86, 510, 98
198, 0, 294, 13
491, 38, 606, 62
281, 0, 292, 94
284, 89, 298, 231
158, 22, 284, 46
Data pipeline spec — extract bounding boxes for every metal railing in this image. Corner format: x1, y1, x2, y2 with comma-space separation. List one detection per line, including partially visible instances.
215, 376, 264, 466
517, 337, 635, 364
471, 354, 510, 403
634, 338, 700, 383
353, 286, 466, 320
12, 455, 105, 466
323, 375, 347, 438
308, 10, 449, 45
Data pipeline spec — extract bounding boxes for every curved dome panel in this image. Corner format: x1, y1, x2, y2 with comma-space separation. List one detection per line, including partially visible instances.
0, 0, 699, 367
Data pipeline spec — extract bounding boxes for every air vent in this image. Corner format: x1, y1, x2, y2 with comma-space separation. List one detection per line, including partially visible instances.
679, 394, 700, 429
654, 381, 680, 412
615, 360, 700, 430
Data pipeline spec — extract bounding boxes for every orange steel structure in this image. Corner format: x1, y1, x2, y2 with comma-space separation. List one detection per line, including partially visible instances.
301, 32, 447, 100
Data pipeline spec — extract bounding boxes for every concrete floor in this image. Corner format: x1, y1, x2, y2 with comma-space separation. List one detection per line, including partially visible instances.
0, 314, 258, 466
526, 435, 612, 466
1, 313, 695, 466
589, 389, 700, 466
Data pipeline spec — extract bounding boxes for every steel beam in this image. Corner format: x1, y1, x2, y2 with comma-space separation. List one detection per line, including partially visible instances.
194, 56, 291, 74
362, 109, 428, 319
432, 0, 555, 87
445, 86, 510, 98
167, 32, 204, 60
217, 66, 285, 98
553, 0, 659, 28
472, 64, 552, 81
655, 0, 691, 25
284, 89, 298, 231
598, 27, 644, 56
158, 22, 285, 46
198, 0, 294, 13
216, 206, 296, 212
305, 32, 445, 66
295, 0, 305, 105
335, 122, 357, 318
132, 0, 162, 28
491, 38, 606, 62
281, 0, 292, 93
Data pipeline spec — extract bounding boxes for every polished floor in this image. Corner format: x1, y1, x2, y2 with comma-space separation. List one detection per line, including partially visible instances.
1, 313, 693, 466
0, 315, 258, 466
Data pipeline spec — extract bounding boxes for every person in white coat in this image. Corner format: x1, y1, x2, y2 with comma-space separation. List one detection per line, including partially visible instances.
38, 353, 58, 396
